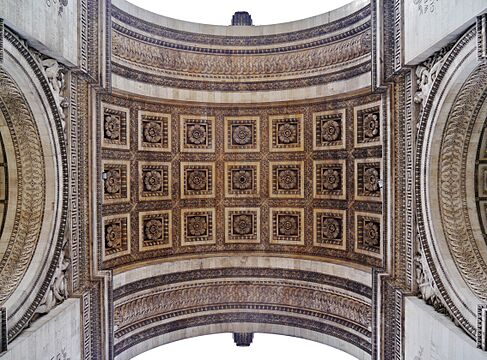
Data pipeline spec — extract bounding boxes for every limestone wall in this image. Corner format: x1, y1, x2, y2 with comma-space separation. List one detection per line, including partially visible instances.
0, 0, 79, 65
404, 297, 486, 360
0, 299, 81, 360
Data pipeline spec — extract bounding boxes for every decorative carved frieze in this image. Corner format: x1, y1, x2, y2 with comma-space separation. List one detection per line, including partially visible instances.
414, 27, 484, 339
414, 249, 449, 315
111, 29, 371, 81
478, 14, 487, 62
0, 307, 6, 353
113, 279, 372, 346
0, 19, 3, 64
36, 227, 70, 315
414, 45, 453, 105
438, 65, 487, 302
38, 58, 69, 133
0, 69, 46, 305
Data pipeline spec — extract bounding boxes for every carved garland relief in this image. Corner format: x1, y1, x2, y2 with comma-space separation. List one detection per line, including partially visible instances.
437, 64, 487, 302
0, 69, 46, 304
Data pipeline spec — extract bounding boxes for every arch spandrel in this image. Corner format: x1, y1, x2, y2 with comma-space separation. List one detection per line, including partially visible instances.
415, 25, 487, 341
0, 29, 68, 341
96, 1, 386, 358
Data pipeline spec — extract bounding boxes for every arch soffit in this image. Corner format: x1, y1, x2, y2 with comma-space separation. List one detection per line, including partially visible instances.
112, 256, 373, 358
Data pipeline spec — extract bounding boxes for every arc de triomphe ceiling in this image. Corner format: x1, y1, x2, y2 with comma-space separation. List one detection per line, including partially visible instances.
0, 0, 486, 359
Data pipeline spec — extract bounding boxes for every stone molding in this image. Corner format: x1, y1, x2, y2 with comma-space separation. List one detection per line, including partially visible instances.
113, 267, 372, 357
110, 3, 371, 92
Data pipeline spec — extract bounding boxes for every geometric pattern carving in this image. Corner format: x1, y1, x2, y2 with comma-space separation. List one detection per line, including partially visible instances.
98, 94, 385, 269
224, 162, 260, 198
138, 161, 171, 201
180, 115, 215, 153
313, 109, 346, 150
181, 208, 216, 246
354, 211, 382, 258
102, 160, 131, 204
224, 207, 261, 244
101, 103, 130, 150
313, 209, 346, 250
270, 208, 305, 245
102, 214, 131, 260
313, 160, 346, 200
138, 210, 172, 251
354, 102, 381, 148
138, 111, 171, 152
224, 116, 260, 153
269, 161, 304, 198
269, 114, 304, 152
181, 162, 215, 199
355, 159, 381, 202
